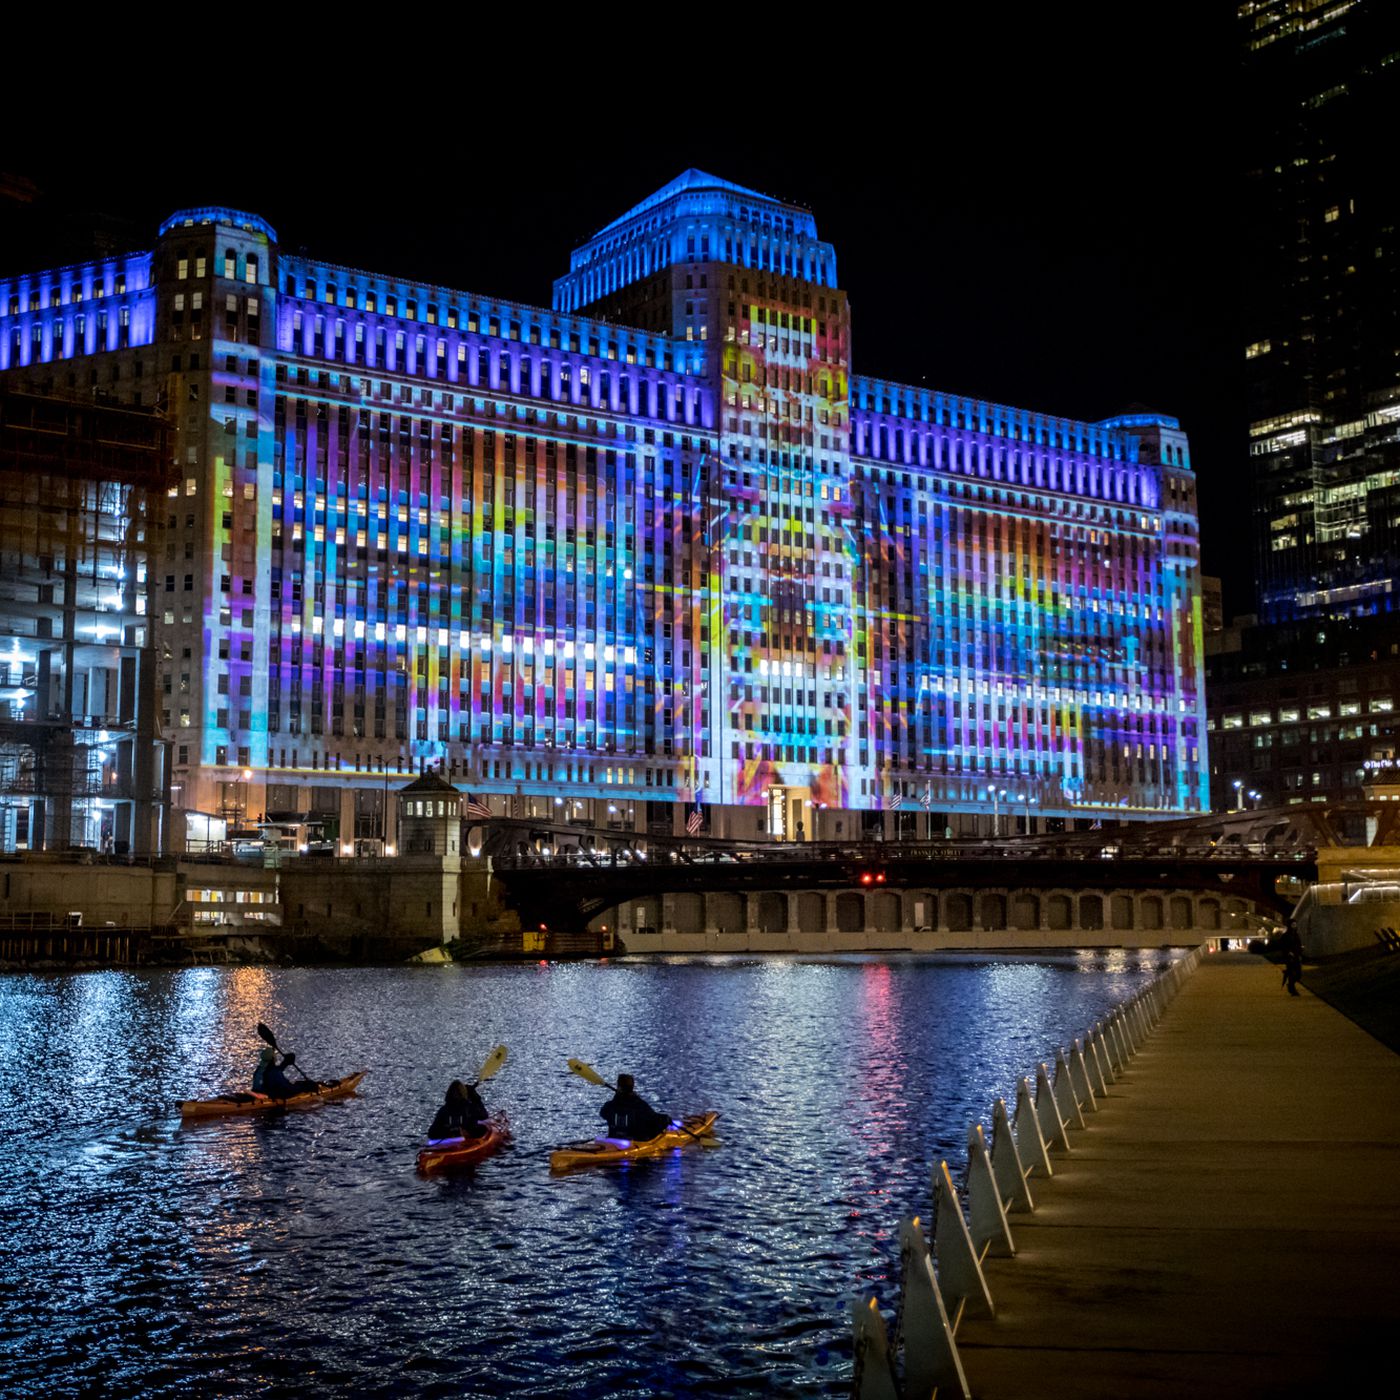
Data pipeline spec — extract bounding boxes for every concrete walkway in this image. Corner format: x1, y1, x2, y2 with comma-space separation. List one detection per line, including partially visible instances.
954, 956, 1400, 1397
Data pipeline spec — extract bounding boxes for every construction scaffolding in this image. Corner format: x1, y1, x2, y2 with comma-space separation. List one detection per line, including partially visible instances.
0, 390, 174, 854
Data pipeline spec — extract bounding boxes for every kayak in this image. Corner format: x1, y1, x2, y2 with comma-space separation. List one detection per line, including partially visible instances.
178, 1072, 367, 1120
417, 1117, 511, 1174
549, 1111, 720, 1172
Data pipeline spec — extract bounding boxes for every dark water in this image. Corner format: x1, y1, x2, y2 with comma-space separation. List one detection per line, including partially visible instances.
0, 952, 1167, 1397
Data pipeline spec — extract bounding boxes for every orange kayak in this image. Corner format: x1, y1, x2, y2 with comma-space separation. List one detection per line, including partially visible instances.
178, 1072, 366, 1119
549, 1111, 719, 1171
417, 1117, 511, 1173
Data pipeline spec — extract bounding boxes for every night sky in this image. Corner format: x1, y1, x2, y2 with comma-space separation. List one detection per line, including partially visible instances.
1, 14, 1248, 608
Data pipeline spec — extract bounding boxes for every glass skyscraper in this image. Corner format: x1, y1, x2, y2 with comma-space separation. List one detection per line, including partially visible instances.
0, 171, 1207, 844
1241, 0, 1400, 622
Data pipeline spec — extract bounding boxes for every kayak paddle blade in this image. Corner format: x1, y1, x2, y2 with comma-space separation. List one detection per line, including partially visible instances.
256, 1022, 279, 1050
477, 1044, 509, 1083
567, 1058, 612, 1089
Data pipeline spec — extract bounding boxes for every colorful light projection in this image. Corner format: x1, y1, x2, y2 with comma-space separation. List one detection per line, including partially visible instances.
0, 180, 1209, 821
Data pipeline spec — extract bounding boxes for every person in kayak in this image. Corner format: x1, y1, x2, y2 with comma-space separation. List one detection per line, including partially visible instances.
428, 1080, 489, 1141
253, 1047, 302, 1099
600, 1074, 670, 1141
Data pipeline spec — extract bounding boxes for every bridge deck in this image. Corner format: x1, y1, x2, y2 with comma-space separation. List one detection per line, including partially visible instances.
954, 956, 1400, 1396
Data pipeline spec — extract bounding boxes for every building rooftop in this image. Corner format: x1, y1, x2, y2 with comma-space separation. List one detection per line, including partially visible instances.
397, 769, 461, 798
593, 168, 801, 238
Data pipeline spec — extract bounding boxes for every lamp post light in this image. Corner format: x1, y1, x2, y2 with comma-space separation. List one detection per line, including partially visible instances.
1233, 779, 1244, 812
986, 783, 1003, 837
1248, 789, 1261, 810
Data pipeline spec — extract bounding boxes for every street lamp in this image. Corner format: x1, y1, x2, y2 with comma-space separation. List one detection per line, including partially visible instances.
1248, 789, 1261, 809
986, 784, 1002, 837
1233, 779, 1244, 812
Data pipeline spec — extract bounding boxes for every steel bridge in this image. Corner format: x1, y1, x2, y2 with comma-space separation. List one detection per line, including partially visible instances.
468, 802, 1385, 930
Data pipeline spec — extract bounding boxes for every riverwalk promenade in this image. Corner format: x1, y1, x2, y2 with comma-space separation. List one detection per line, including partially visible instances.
954, 954, 1400, 1397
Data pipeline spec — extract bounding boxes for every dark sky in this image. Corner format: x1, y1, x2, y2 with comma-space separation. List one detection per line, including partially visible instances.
2, 14, 1248, 608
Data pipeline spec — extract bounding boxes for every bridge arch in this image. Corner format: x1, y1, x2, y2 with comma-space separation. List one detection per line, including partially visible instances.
872, 891, 901, 934
673, 891, 704, 934
835, 891, 864, 933
756, 892, 788, 934
945, 892, 974, 932
795, 891, 826, 934
1011, 893, 1040, 931
707, 891, 745, 934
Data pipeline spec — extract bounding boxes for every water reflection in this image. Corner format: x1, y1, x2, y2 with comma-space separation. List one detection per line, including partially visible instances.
0, 954, 1164, 1396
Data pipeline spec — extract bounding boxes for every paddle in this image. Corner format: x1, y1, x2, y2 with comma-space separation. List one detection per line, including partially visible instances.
256, 1022, 318, 1087
565, 1058, 718, 1147
473, 1043, 509, 1088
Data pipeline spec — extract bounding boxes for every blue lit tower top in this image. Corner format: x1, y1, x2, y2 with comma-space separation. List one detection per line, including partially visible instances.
158, 207, 279, 242
553, 169, 838, 315
554, 170, 858, 820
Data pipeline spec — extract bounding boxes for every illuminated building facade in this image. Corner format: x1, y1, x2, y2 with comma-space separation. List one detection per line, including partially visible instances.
0, 172, 1207, 842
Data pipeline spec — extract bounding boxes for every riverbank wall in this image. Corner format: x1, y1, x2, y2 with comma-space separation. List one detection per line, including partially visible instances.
615, 927, 1214, 955
602, 884, 1270, 955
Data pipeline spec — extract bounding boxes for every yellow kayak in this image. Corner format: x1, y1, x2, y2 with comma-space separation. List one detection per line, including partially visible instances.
179, 1072, 366, 1119
549, 1111, 719, 1171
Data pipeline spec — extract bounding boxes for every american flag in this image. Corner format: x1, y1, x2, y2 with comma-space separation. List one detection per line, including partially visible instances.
884, 787, 902, 812
686, 804, 704, 835
465, 794, 492, 819
1089, 819, 1102, 830
920, 781, 933, 812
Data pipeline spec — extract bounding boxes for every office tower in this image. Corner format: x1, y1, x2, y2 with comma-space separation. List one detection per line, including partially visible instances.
0, 389, 170, 852
1207, 4, 1400, 824
0, 173, 1207, 847
1241, 0, 1400, 621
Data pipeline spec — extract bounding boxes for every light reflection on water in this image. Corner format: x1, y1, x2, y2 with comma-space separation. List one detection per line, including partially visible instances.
0, 952, 1168, 1396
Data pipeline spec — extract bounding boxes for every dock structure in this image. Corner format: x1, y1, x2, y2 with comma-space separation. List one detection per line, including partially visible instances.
935, 957, 1400, 1396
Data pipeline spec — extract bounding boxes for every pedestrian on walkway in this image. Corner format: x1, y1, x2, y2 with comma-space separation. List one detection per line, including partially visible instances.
1278, 923, 1303, 997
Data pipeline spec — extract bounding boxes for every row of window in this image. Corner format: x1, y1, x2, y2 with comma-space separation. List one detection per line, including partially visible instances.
1212, 697, 1393, 728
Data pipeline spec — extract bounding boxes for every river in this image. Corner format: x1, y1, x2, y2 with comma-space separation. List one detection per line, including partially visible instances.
0, 952, 1169, 1396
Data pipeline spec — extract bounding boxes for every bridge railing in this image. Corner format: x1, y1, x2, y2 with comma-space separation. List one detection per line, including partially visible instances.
484, 835, 1314, 871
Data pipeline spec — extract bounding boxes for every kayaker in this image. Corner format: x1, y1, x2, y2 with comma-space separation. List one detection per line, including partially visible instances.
253, 1047, 301, 1099
428, 1079, 489, 1141
600, 1074, 669, 1141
